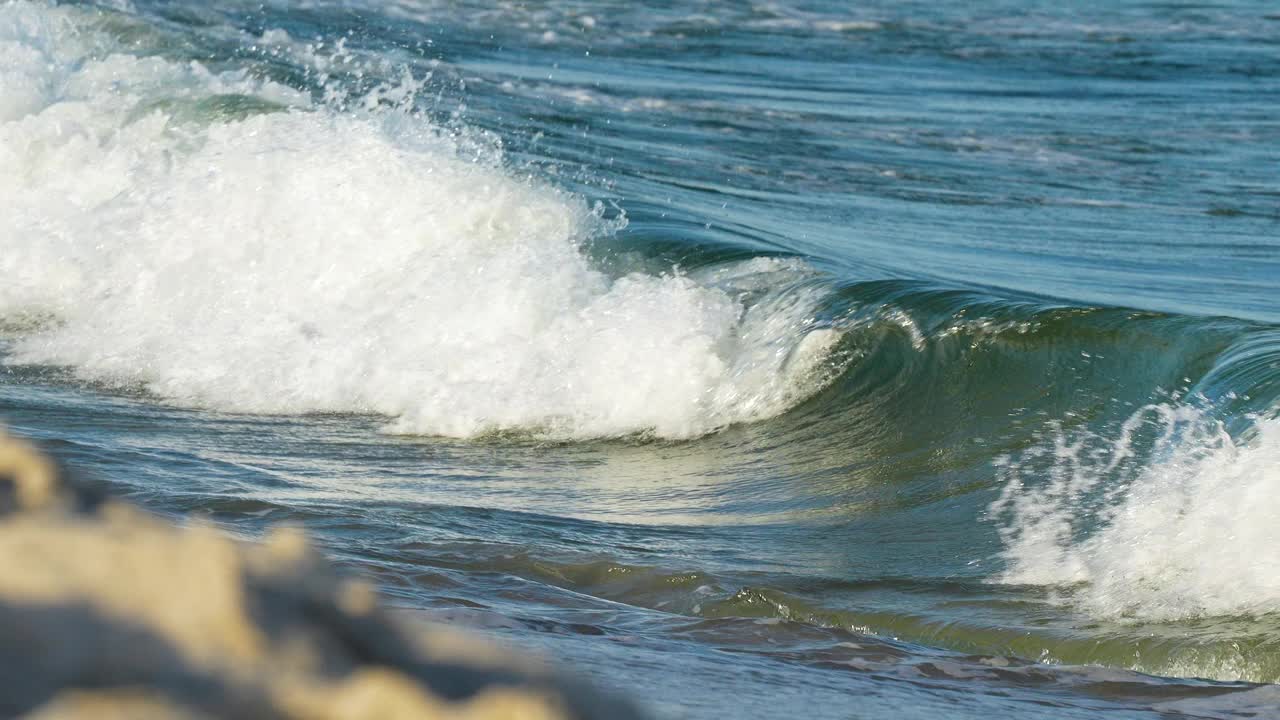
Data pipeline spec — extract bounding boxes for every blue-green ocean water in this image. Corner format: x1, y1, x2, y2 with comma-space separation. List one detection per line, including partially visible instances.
3, 0, 1280, 717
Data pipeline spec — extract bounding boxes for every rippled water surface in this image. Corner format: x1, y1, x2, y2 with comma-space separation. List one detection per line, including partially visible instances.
3, 0, 1280, 717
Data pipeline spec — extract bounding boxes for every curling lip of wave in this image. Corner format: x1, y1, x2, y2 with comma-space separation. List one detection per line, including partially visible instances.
0, 1, 845, 440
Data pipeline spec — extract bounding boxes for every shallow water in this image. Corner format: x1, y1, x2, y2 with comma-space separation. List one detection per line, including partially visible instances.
3, 0, 1279, 716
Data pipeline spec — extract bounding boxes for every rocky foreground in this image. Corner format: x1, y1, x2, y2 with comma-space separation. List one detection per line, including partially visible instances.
0, 430, 645, 720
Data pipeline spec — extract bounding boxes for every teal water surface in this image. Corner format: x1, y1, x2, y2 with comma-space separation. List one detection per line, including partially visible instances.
3, 1, 1280, 717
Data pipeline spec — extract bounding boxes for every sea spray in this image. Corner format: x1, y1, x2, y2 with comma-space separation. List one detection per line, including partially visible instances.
0, 1, 844, 439
990, 403, 1280, 622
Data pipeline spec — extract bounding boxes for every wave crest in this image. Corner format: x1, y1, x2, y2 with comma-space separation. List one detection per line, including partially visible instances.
0, 1, 842, 439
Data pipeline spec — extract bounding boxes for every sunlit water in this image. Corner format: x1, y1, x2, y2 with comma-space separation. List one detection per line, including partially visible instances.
3, 1, 1280, 717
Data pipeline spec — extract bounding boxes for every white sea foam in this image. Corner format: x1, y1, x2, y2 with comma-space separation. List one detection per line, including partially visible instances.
0, 1, 842, 439
990, 404, 1280, 622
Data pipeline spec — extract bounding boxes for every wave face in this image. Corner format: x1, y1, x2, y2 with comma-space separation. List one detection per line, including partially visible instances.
0, 2, 842, 439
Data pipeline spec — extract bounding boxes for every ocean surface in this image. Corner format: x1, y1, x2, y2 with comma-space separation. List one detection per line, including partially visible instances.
3, 0, 1280, 716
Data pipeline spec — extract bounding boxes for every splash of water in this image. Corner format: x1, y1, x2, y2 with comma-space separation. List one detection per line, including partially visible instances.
0, 1, 843, 439
991, 403, 1280, 622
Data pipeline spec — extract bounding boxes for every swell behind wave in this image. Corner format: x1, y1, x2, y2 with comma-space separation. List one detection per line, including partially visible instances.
0, 1, 844, 439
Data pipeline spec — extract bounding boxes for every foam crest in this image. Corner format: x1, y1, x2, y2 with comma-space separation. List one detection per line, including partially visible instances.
991, 404, 1280, 621
0, 1, 841, 439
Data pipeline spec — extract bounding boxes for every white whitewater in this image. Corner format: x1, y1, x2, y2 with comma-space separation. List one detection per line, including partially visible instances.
0, 1, 843, 440
992, 403, 1280, 623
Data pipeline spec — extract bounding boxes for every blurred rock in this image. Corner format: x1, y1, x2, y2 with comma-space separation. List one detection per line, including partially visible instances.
0, 430, 644, 720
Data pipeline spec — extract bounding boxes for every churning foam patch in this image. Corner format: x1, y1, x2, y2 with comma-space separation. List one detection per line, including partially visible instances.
0, 1, 842, 440
990, 404, 1280, 622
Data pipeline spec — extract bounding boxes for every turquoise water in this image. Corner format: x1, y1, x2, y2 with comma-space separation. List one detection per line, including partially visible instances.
3, 0, 1280, 716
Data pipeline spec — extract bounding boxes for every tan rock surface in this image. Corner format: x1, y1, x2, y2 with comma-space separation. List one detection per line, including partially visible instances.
0, 430, 645, 720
